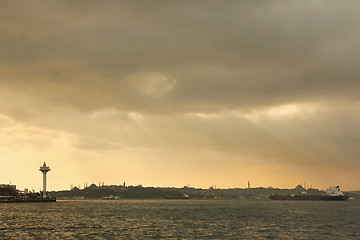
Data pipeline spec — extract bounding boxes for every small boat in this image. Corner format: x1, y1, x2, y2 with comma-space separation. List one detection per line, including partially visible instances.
165, 193, 189, 199
103, 195, 119, 200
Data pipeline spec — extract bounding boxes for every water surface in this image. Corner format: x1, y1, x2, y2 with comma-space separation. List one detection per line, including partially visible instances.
1, 199, 359, 239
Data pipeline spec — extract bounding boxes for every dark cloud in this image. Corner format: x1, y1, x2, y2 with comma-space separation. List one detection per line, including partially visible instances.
2, 1, 360, 115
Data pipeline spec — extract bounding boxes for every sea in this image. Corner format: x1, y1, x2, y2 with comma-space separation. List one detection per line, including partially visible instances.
1, 199, 359, 239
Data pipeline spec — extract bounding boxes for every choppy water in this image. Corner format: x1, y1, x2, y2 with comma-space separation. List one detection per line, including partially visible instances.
1, 199, 359, 239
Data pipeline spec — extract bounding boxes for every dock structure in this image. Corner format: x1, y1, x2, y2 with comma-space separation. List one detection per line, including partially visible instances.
39, 162, 51, 198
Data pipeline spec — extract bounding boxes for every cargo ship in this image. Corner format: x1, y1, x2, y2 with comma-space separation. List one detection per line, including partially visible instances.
270, 186, 349, 201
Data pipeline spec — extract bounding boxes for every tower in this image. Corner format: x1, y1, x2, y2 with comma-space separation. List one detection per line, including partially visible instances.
39, 162, 51, 198
248, 181, 250, 189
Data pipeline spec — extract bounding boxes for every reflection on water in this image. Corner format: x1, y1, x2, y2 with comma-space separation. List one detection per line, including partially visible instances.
1, 199, 359, 239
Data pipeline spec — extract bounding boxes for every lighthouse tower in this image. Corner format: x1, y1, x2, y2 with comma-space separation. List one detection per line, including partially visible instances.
39, 162, 51, 198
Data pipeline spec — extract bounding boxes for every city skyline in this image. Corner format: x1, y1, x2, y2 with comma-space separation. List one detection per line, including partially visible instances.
1, 1, 360, 191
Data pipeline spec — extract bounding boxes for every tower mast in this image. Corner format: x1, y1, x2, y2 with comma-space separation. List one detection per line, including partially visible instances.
39, 162, 51, 199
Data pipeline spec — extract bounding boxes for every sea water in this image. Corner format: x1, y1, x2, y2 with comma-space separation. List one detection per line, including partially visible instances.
1, 199, 359, 239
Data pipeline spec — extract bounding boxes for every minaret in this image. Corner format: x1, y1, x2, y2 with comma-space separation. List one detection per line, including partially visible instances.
39, 162, 51, 198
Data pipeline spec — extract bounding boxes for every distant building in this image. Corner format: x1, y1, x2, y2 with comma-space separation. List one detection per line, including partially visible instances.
0, 184, 17, 196
0, 184, 16, 189
89, 183, 98, 188
294, 185, 306, 192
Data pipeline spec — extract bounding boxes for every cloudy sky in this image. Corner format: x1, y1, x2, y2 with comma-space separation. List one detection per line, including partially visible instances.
1, 1, 360, 191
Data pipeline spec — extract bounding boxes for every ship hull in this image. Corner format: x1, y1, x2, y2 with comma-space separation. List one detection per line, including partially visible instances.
270, 195, 348, 201
0, 198, 56, 203
165, 196, 189, 200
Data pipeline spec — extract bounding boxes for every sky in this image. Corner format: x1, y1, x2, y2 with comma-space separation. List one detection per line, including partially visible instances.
1, 0, 360, 191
